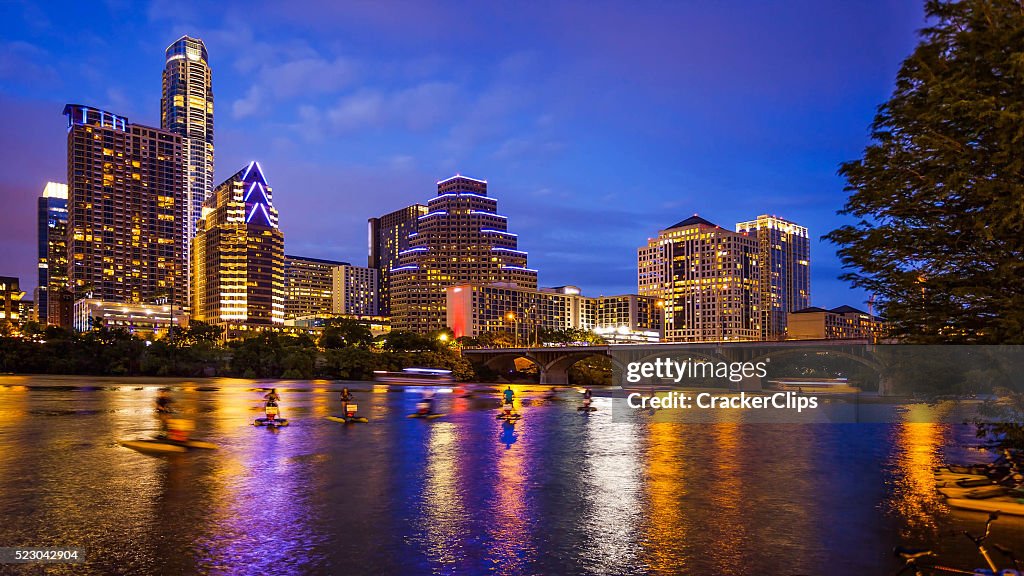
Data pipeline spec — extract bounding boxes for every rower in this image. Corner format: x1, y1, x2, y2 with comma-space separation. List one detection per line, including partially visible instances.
340, 387, 353, 415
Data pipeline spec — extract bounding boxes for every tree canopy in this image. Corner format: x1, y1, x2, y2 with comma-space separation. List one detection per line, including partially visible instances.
826, 0, 1024, 343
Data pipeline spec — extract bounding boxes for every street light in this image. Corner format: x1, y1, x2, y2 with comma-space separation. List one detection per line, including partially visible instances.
506, 312, 518, 347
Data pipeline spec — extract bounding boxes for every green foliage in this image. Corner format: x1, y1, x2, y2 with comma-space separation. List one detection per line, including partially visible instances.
568, 355, 612, 386
539, 327, 606, 345
976, 388, 1024, 450
382, 330, 435, 351
0, 325, 477, 382
826, 0, 1024, 343
319, 318, 373, 349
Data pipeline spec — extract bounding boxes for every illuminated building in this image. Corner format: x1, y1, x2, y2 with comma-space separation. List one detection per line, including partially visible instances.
447, 283, 663, 343
391, 175, 537, 333
736, 215, 810, 340
368, 204, 427, 315
591, 294, 664, 343
162, 35, 214, 298
286, 314, 391, 337
35, 182, 68, 325
192, 161, 284, 327
787, 305, 882, 341
63, 104, 186, 310
284, 255, 348, 319
0, 276, 25, 327
638, 215, 760, 342
73, 298, 185, 337
18, 300, 34, 325
332, 264, 379, 316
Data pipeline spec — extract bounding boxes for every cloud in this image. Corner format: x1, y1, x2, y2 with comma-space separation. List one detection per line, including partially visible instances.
0, 41, 59, 86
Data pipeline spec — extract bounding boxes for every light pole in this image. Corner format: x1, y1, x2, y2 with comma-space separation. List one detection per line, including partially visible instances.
506, 312, 518, 347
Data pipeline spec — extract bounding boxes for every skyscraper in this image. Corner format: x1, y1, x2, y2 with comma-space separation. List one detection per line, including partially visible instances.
736, 215, 810, 340
332, 264, 379, 316
63, 104, 186, 309
368, 204, 427, 315
35, 182, 68, 324
162, 35, 214, 302
284, 255, 349, 319
390, 175, 537, 333
192, 162, 284, 326
638, 215, 761, 342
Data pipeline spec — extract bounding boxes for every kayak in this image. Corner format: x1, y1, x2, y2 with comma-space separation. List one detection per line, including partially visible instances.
327, 415, 369, 424
577, 406, 597, 412
496, 413, 522, 422
938, 485, 1014, 500
945, 495, 1024, 516
934, 472, 989, 483
408, 413, 445, 420
121, 438, 218, 453
254, 417, 289, 427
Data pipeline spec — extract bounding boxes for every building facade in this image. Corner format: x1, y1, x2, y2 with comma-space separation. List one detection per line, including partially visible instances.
192, 162, 285, 326
736, 215, 810, 340
391, 175, 538, 333
73, 298, 185, 336
0, 276, 25, 328
162, 35, 214, 297
639, 215, 761, 342
35, 182, 68, 324
591, 294, 664, 343
368, 204, 428, 316
787, 305, 882, 341
284, 255, 348, 319
447, 284, 663, 344
332, 264, 379, 316
63, 104, 186, 309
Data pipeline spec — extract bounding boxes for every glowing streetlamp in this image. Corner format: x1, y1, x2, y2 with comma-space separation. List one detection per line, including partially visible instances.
506, 312, 519, 347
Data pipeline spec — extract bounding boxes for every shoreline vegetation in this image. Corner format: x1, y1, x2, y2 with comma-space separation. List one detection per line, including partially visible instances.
0, 319, 614, 386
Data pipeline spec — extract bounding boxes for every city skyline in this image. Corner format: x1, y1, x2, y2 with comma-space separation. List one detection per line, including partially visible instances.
0, 1, 927, 307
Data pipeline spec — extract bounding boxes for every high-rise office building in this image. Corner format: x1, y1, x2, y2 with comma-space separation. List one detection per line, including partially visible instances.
368, 204, 428, 315
192, 161, 284, 326
332, 264, 379, 316
390, 175, 537, 333
736, 215, 810, 340
638, 215, 760, 342
35, 182, 68, 324
162, 35, 214, 302
284, 255, 349, 319
63, 104, 186, 309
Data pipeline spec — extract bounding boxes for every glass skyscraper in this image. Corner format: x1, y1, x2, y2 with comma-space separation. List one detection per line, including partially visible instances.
35, 182, 68, 324
736, 215, 810, 340
192, 162, 284, 326
63, 104, 186, 309
368, 204, 428, 316
161, 35, 214, 303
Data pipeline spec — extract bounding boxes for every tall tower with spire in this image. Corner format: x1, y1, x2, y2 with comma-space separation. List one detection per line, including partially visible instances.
161, 35, 213, 305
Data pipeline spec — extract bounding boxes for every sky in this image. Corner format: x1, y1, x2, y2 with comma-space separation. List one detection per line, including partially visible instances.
0, 1, 926, 308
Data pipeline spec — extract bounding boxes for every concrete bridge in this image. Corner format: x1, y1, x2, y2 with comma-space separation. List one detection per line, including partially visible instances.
462, 339, 895, 393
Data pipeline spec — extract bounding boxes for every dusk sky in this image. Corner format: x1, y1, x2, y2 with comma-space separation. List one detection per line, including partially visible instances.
0, 1, 926, 308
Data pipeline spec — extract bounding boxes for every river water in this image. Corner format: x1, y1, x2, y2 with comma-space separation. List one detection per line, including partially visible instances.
0, 375, 1021, 575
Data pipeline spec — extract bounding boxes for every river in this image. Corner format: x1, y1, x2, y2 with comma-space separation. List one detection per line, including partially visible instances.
0, 375, 1020, 575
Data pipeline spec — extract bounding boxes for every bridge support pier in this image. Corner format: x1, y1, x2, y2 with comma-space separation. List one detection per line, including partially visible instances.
540, 367, 569, 385
734, 375, 762, 391
878, 373, 895, 397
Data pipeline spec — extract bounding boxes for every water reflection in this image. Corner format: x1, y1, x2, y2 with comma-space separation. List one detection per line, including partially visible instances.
0, 377, 1008, 575
641, 422, 690, 574
421, 422, 468, 571
579, 399, 643, 574
487, 404, 535, 575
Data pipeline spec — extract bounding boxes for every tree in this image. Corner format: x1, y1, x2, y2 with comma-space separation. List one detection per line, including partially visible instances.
825, 0, 1024, 343
319, 318, 373, 349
